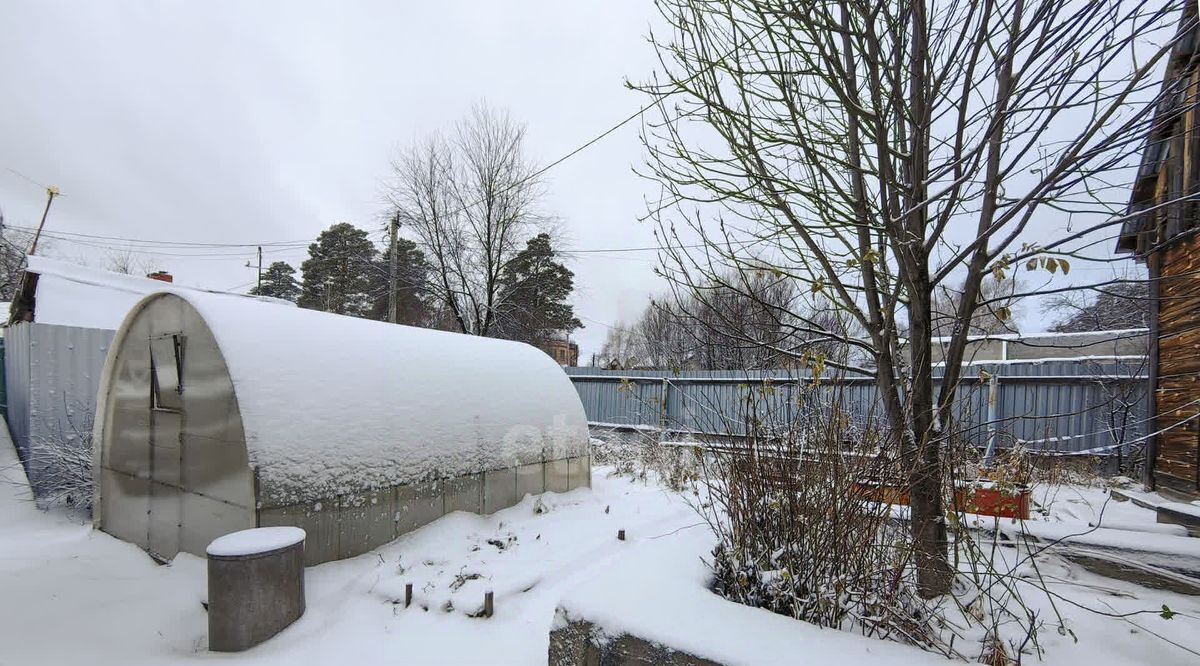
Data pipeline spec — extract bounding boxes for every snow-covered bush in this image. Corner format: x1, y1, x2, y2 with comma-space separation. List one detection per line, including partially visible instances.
24, 403, 94, 512
694, 389, 942, 646
692, 382, 1072, 663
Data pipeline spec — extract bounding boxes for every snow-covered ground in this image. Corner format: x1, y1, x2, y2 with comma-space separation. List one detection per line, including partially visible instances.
0, 451, 694, 663
2, 432, 1200, 665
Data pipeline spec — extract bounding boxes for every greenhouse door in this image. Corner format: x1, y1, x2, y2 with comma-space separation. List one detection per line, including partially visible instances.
147, 333, 185, 561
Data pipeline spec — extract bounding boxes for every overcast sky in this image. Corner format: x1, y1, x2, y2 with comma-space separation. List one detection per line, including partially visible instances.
0, 1, 670, 357
0, 1, 1147, 359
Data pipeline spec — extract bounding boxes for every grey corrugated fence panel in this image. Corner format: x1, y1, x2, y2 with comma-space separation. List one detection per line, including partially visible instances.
5, 322, 115, 494
0, 337, 7, 418
5, 322, 32, 461
564, 359, 1147, 454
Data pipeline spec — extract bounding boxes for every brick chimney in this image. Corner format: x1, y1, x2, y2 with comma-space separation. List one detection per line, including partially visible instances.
146, 271, 174, 283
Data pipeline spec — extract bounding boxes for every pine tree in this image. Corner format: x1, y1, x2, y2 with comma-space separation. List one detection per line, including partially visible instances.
249, 261, 300, 302
297, 223, 378, 317
368, 238, 432, 326
494, 233, 582, 344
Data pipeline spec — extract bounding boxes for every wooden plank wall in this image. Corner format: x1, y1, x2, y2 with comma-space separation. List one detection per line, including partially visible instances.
1152, 65, 1200, 495
1155, 235, 1200, 492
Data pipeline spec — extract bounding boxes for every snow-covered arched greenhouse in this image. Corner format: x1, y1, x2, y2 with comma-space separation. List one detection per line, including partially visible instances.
93, 291, 590, 564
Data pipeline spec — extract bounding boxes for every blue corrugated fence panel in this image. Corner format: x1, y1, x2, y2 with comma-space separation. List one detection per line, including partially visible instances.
567, 361, 1147, 454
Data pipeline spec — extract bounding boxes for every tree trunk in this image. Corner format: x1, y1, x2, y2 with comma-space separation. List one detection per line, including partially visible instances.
906, 270, 954, 598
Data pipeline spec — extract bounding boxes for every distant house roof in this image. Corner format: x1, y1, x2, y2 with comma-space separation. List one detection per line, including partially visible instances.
11, 255, 291, 330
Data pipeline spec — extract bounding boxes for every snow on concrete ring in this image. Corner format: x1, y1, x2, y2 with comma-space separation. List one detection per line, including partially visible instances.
207, 527, 306, 558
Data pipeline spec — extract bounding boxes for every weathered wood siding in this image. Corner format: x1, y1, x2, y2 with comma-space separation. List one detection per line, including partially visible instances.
1120, 7, 1200, 496
1155, 234, 1200, 492
1150, 62, 1200, 495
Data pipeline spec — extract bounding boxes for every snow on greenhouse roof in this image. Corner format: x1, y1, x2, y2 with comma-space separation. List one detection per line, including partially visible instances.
23, 255, 290, 330
109, 290, 589, 505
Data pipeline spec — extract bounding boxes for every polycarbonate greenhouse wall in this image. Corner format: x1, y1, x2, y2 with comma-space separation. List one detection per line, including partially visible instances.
565, 359, 1149, 456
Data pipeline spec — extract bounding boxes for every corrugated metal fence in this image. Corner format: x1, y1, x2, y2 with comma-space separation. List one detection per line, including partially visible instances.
565, 358, 1148, 455
4, 321, 114, 496
0, 337, 6, 418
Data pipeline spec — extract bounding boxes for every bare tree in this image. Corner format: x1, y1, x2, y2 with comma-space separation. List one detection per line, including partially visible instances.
596, 301, 694, 370
671, 271, 853, 370
388, 103, 550, 336
632, 300, 693, 370
932, 275, 1023, 338
596, 321, 640, 368
636, 0, 1184, 596
1044, 278, 1150, 332
600, 277, 848, 371
104, 248, 155, 276
0, 227, 36, 300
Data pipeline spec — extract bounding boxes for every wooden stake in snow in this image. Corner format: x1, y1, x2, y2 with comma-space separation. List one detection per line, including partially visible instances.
405, 582, 413, 608
483, 591, 494, 618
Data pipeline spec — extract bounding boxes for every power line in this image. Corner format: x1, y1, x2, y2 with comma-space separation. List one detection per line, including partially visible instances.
2, 99, 661, 255
5, 30, 759, 263
566, 245, 663, 253
578, 314, 622, 330
23, 224, 681, 258
3, 167, 55, 192
6, 224, 312, 249
7, 224, 685, 256
27, 232, 308, 259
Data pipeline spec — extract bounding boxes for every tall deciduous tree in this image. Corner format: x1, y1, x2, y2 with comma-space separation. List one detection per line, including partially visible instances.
932, 276, 1023, 338
298, 223, 377, 317
104, 248, 155, 276
493, 233, 581, 344
598, 277, 845, 371
1046, 281, 1150, 332
637, 0, 1182, 596
250, 261, 300, 302
387, 103, 550, 336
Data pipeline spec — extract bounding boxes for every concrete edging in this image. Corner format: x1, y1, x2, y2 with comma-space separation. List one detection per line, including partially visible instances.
258, 455, 591, 565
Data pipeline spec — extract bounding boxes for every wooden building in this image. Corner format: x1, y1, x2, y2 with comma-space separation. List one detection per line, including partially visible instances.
539, 336, 580, 367
1117, 4, 1200, 498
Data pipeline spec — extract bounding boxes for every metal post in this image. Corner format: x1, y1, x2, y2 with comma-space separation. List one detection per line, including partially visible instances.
1145, 251, 1161, 490
660, 377, 671, 434
983, 373, 1000, 465
388, 213, 400, 323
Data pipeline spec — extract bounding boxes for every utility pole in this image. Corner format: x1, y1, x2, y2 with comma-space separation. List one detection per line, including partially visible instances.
387, 212, 400, 324
28, 186, 60, 256
245, 246, 264, 293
